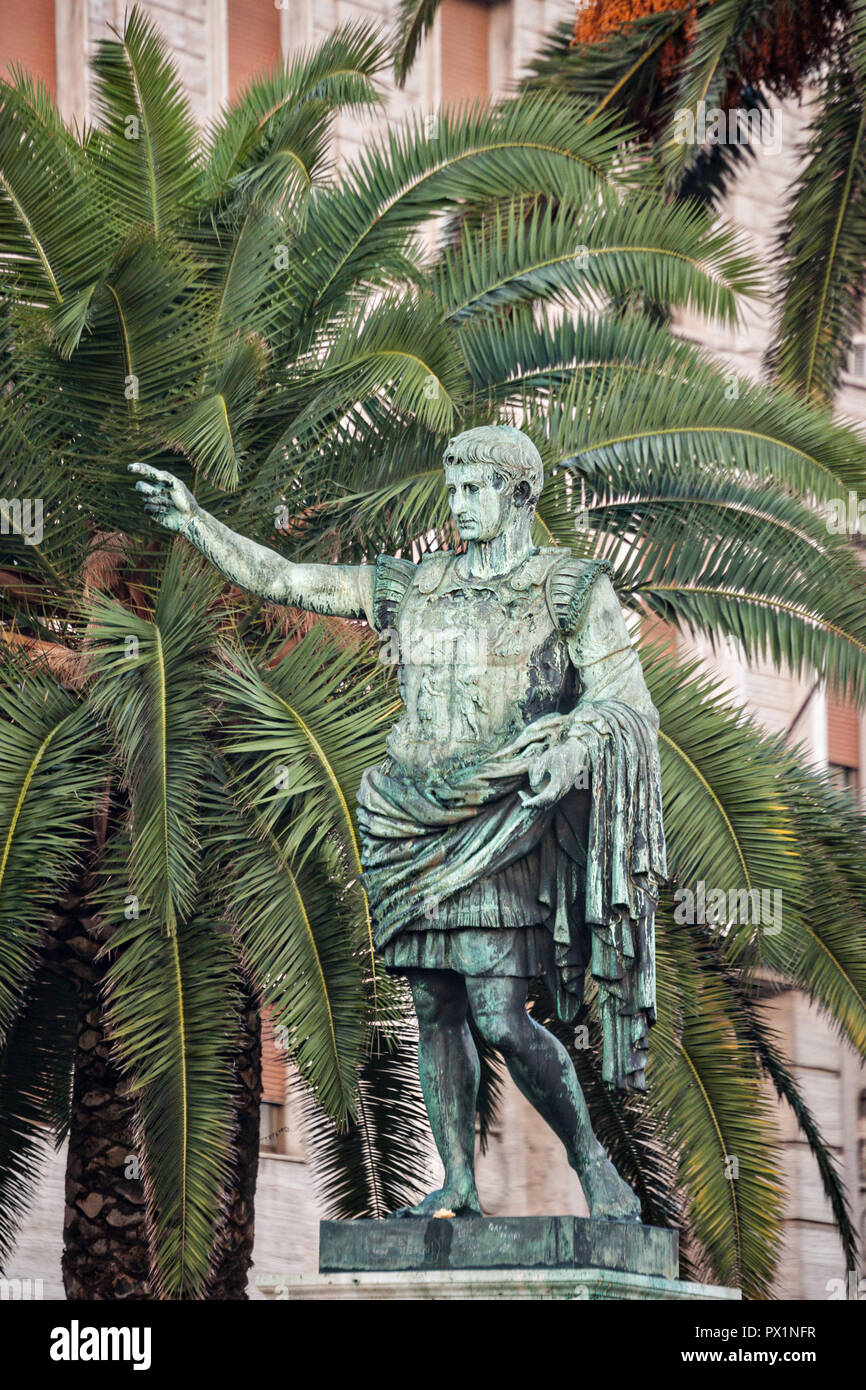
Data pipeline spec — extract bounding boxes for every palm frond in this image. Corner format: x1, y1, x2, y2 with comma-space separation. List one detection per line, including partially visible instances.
206, 783, 366, 1125
660, 0, 752, 187
652, 901, 786, 1298
777, 759, 866, 1055
0, 71, 104, 308
539, 358, 866, 501
523, 14, 687, 130
86, 550, 220, 935
205, 23, 386, 201
0, 660, 105, 1039
438, 194, 761, 326
215, 623, 395, 1003
715, 959, 859, 1271
90, 5, 201, 237
392, 0, 442, 87
99, 873, 239, 1298
541, 461, 866, 701
768, 69, 866, 402
294, 95, 632, 321
648, 648, 866, 1055
286, 292, 465, 445
0, 964, 77, 1268
299, 1014, 430, 1218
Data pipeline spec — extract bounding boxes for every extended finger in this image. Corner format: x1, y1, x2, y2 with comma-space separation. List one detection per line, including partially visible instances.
129, 463, 174, 483
135, 480, 169, 498
129, 462, 171, 481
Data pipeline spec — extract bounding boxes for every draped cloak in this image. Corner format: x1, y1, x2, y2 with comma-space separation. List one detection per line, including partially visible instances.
356, 547, 667, 1091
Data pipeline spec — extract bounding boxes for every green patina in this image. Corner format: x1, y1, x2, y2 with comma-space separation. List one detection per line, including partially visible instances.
132, 424, 666, 1225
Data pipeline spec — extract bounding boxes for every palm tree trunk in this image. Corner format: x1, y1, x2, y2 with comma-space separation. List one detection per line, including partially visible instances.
58, 885, 152, 1300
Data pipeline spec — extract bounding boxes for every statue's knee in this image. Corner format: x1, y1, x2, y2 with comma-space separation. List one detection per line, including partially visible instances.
473, 1009, 524, 1057
410, 972, 466, 1029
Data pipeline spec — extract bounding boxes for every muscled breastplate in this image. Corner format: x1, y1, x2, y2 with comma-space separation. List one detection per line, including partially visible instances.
381, 550, 578, 779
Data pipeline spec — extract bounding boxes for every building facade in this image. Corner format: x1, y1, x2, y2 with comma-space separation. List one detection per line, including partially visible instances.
2, 0, 864, 1301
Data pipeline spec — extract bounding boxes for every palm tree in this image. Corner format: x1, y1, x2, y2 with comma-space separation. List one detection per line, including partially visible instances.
1, 6, 865, 1300
519, 0, 866, 406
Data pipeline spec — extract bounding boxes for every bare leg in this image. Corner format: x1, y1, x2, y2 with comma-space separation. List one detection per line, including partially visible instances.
466, 975, 641, 1221
390, 969, 483, 1218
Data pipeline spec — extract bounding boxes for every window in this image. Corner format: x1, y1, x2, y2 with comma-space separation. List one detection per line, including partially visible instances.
259, 1011, 289, 1155
0, 0, 56, 92
440, 0, 490, 104
827, 689, 860, 796
227, 0, 281, 103
845, 297, 866, 384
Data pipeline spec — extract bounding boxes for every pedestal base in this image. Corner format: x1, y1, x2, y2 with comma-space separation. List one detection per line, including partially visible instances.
319, 1214, 677, 1278
256, 1267, 741, 1301
255, 1216, 741, 1301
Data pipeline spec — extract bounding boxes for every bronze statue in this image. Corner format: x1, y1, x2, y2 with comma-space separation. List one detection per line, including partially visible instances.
131, 424, 666, 1222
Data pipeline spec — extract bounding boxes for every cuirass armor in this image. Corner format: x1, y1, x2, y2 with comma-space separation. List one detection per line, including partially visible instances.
381, 550, 578, 778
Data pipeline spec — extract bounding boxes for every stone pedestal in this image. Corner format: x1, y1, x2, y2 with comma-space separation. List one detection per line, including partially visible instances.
256, 1216, 741, 1301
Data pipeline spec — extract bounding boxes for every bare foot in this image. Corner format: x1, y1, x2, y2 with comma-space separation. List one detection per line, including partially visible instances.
388, 1183, 483, 1219
580, 1152, 642, 1223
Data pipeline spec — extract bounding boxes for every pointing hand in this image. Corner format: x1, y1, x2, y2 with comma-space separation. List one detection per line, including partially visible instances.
129, 462, 198, 535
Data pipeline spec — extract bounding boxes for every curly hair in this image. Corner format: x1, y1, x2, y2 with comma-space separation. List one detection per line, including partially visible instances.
442, 425, 544, 508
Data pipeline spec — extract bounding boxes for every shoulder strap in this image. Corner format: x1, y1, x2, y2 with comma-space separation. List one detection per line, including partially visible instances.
546, 555, 614, 636
372, 554, 416, 631
414, 551, 454, 594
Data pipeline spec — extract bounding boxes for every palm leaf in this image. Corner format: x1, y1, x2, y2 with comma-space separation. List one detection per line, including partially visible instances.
206, 783, 366, 1125
99, 871, 239, 1298
0, 661, 105, 1038
205, 23, 385, 201
215, 624, 395, 1005
438, 194, 760, 326
0, 71, 105, 309
713, 958, 859, 1271
299, 1014, 430, 1218
651, 901, 786, 1297
90, 6, 201, 237
392, 0, 442, 87
768, 68, 866, 402
86, 550, 220, 935
0, 963, 77, 1268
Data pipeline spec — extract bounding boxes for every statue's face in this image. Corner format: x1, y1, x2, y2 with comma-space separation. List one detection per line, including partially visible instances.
444, 460, 510, 542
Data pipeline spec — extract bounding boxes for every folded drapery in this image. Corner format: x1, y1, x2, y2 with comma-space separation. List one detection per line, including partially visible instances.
357, 699, 665, 1091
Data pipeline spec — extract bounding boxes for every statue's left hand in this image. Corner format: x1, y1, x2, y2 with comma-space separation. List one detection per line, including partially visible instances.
520, 737, 587, 808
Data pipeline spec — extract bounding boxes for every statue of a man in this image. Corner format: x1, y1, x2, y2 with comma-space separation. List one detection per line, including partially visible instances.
131, 424, 666, 1222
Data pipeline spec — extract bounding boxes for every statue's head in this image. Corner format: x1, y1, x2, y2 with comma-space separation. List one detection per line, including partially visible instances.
442, 425, 543, 543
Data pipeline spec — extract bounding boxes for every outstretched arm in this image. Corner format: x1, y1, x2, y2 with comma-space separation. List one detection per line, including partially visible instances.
130, 464, 375, 621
